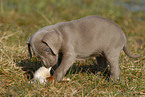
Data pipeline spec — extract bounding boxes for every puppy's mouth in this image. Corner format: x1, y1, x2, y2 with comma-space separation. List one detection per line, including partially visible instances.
42, 60, 51, 68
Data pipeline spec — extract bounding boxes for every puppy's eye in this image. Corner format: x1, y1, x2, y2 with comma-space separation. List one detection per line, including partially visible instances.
46, 49, 50, 52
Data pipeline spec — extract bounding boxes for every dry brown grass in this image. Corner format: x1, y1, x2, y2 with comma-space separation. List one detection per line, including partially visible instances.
0, 0, 145, 96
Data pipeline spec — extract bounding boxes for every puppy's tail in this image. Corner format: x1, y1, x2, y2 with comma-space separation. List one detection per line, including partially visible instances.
123, 43, 140, 58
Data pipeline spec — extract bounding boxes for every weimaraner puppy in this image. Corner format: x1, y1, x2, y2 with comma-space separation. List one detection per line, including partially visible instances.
27, 15, 140, 82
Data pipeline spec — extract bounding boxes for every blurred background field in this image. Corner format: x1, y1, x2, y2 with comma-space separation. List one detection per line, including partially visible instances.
0, 0, 145, 96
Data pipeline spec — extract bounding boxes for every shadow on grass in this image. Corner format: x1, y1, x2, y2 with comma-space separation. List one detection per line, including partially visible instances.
68, 61, 110, 80
16, 58, 110, 80
16, 58, 42, 79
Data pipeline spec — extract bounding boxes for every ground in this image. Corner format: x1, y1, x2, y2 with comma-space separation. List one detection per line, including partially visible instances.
0, 0, 145, 96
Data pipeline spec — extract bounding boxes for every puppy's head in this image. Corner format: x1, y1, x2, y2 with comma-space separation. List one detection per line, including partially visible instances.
27, 30, 62, 68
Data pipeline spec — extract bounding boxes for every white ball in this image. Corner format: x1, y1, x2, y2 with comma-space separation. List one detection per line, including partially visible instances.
34, 66, 52, 84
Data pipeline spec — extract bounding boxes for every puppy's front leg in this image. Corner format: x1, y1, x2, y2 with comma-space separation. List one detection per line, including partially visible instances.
53, 55, 75, 82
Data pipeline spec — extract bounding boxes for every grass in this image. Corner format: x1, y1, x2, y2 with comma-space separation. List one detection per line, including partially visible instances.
0, 0, 145, 96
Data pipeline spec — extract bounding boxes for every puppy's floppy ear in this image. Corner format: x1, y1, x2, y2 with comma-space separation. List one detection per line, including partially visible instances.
27, 36, 33, 58
42, 31, 62, 55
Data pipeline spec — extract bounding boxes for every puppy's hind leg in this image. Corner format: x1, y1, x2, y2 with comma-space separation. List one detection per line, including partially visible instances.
95, 56, 110, 79
95, 56, 108, 73
105, 50, 121, 81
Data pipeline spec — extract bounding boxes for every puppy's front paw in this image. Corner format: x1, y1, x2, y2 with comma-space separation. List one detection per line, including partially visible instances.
34, 66, 52, 84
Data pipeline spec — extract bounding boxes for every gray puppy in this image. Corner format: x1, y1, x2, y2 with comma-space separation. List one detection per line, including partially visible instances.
27, 15, 140, 82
